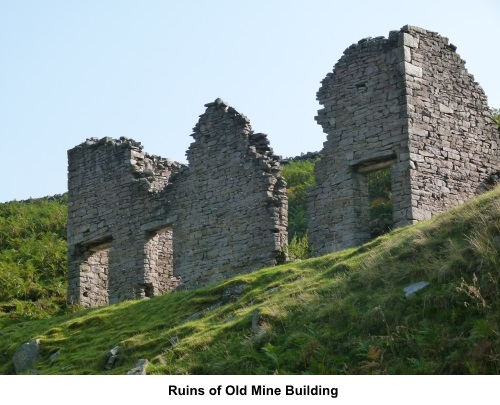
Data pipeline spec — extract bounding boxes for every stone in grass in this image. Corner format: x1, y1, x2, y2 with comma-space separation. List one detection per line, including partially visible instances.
12, 339, 41, 374
182, 302, 222, 323
252, 310, 261, 331
252, 310, 266, 340
222, 283, 247, 302
127, 359, 149, 375
49, 349, 61, 362
105, 345, 120, 370
404, 281, 430, 297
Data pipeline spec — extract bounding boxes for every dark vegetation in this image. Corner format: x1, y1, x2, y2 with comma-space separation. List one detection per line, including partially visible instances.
368, 168, 392, 221
367, 168, 393, 237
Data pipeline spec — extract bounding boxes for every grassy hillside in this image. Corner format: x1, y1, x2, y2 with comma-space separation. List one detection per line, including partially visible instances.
0, 195, 69, 326
1, 186, 499, 374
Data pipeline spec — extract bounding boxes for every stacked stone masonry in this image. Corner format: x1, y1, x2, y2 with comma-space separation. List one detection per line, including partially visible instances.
308, 25, 499, 255
69, 25, 499, 307
67, 99, 288, 307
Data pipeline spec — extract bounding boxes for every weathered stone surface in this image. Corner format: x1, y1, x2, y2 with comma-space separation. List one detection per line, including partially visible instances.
222, 283, 247, 302
105, 345, 120, 370
404, 62, 423, 78
12, 339, 41, 374
308, 26, 500, 255
171, 101, 288, 288
49, 349, 61, 362
182, 302, 222, 323
67, 101, 287, 307
126, 359, 149, 375
251, 310, 266, 340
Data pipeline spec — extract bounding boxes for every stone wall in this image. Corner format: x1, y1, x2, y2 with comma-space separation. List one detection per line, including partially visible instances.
67, 100, 287, 307
144, 227, 175, 296
170, 99, 288, 287
404, 26, 499, 216
67, 137, 182, 305
308, 31, 409, 253
79, 242, 110, 307
308, 25, 499, 255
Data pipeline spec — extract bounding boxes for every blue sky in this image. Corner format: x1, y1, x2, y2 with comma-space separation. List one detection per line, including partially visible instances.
1, 0, 499, 202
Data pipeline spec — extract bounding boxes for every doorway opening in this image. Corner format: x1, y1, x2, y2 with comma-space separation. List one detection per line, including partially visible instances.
355, 157, 395, 239
366, 166, 393, 237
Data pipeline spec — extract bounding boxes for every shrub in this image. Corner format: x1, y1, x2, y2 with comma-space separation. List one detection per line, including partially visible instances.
0, 195, 68, 324
287, 233, 313, 261
282, 159, 317, 240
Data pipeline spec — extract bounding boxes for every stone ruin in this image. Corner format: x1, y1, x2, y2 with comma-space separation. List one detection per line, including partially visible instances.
308, 25, 499, 255
67, 99, 288, 307
68, 25, 499, 307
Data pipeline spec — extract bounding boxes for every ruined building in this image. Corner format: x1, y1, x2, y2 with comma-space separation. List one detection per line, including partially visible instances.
68, 25, 499, 307
67, 99, 288, 307
308, 25, 499, 255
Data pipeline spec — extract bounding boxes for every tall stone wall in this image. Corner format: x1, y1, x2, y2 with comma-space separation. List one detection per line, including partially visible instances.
67, 137, 183, 306
308, 25, 499, 255
67, 100, 287, 307
403, 26, 499, 217
308, 30, 411, 254
171, 99, 288, 287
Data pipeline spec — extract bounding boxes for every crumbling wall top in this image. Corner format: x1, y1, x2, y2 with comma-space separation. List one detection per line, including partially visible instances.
309, 24, 499, 256
187, 98, 283, 171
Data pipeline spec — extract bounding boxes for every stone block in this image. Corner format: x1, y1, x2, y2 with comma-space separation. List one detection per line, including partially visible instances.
12, 339, 41, 374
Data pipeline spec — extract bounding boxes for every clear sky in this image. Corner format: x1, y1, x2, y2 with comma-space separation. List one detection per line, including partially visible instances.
1, 0, 499, 202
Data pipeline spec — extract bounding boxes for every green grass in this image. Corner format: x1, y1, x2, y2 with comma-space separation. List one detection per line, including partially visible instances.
0, 195, 69, 326
1, 187, 499, 374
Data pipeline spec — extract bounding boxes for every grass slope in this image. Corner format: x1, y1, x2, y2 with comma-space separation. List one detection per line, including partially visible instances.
0, 195, 68, 326
0, 187, 499, 374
